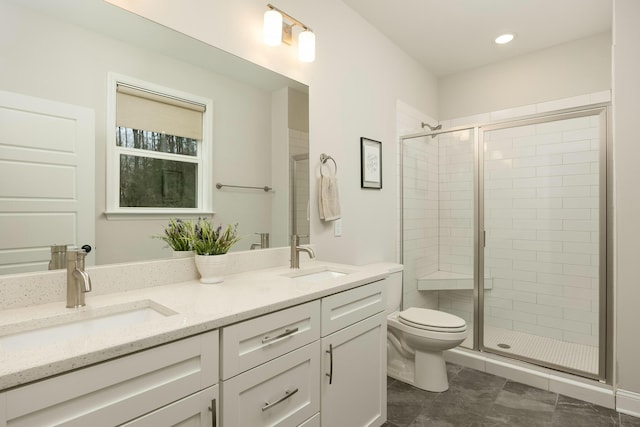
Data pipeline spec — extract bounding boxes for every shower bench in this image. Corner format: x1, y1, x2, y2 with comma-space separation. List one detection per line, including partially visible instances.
417, 270, 493, 291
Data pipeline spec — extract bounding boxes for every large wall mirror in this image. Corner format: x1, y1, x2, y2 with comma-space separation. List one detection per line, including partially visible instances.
0, 0, 309, 274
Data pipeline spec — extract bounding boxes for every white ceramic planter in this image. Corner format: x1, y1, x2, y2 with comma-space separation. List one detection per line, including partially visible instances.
194, 254, 228, 284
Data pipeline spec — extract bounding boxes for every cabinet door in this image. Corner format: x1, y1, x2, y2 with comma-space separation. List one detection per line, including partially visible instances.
321, 312, 386, 427
121, 385, 218, 427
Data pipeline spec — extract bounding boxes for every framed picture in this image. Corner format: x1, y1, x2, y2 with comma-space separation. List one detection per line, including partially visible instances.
360, 137, 382, 189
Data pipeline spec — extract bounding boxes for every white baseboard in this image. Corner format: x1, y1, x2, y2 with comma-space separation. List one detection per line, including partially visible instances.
445, 348, 615, 409
617, 389, 640, 418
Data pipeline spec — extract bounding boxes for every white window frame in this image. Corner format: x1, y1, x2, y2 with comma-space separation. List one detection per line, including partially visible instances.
105, 72, 213, 219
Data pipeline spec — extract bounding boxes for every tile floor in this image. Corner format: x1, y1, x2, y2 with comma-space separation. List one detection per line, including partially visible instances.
384, 364, 640, 427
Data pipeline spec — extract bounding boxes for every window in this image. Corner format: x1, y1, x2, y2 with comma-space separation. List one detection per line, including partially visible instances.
106, 74, 213, 217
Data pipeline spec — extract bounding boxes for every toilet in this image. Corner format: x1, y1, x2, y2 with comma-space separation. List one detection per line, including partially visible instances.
385, 268, 467, 392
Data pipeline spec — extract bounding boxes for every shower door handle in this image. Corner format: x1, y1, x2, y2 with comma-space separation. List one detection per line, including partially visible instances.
483, 230, 486, 248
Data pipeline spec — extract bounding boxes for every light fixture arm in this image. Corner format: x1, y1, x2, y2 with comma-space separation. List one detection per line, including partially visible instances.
267, 3, 312, 31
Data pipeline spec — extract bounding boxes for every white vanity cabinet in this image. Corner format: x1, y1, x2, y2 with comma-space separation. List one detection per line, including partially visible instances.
0, 330, 219, 427
0, 271, 389, 427
320, 280, 387, 427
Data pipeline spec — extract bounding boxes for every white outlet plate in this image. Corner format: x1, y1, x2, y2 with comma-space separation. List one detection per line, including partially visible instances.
334, 218, 342, 237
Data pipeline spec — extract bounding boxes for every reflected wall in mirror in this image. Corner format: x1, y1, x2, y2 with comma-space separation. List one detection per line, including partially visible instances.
0, 0, 309, 274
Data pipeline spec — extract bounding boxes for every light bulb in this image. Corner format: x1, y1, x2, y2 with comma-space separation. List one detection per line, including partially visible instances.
298, 30, 316, 62
263, 9, 283, 46
495, 33, 514, 45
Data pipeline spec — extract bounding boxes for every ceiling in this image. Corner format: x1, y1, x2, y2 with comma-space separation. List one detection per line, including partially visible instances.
341, 0, 612, 77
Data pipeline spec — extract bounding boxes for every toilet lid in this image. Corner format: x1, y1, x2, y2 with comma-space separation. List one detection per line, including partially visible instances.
398, 307, 467, 332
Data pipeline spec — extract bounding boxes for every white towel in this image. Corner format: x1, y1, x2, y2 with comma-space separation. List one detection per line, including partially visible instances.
319, 171, 341, 221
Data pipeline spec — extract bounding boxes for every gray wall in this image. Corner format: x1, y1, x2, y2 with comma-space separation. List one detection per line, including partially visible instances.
439, 33, 612, 120
613, 0, 640, 396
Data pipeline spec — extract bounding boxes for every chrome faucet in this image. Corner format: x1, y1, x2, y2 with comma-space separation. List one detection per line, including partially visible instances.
290, 234, 315, 269
250, 232, 270, 250
66, 248, 92, 308
48, 244, 68, 270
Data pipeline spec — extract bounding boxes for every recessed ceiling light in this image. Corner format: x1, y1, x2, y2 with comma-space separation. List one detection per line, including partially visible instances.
495, 33, 515, 45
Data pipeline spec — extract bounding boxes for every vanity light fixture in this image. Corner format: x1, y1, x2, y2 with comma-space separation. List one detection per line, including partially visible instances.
263, 8, 283, 46
494, 33, 515, 45
263, 4, 316, 62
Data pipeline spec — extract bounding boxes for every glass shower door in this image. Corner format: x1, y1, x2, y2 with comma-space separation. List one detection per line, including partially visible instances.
401, 128, 476, 349
480, 109, 607, 378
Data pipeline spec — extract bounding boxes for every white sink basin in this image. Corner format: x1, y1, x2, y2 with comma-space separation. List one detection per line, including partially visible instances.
282, 266, 352, 283
0, 300, 176, 353
297, 270, 347, 282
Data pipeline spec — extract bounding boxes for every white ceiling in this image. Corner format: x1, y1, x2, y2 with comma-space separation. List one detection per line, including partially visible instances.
341, 0, 612, 77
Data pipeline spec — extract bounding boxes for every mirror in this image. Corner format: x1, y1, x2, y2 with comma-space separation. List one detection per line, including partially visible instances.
0, 0, 309, 274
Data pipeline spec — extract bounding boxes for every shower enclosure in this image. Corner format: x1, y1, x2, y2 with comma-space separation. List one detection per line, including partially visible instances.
400, 106, 610, 380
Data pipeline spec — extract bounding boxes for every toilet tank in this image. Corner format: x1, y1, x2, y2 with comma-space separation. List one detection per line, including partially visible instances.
385, 270, 403, 315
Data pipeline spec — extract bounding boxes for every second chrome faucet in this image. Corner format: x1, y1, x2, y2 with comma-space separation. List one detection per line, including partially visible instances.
290, 234, 315, 269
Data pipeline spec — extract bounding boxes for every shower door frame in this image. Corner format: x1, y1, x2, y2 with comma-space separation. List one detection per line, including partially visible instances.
399, 103, 612, 382
477, 105, 610, 381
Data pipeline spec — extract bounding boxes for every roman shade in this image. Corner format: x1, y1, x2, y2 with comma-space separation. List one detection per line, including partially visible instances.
116, 84, 205, 140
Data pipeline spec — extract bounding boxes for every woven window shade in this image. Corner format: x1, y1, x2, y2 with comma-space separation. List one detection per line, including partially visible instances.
116, 84, 205, 140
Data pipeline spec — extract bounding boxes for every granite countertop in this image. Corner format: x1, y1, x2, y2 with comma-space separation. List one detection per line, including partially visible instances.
0, 260, 394, 391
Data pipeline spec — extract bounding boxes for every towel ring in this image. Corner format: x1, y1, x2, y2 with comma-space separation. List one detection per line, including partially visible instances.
320, 153, 337, 177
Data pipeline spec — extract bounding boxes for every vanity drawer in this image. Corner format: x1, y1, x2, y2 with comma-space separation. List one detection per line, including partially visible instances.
120, 384, 218, 427
299, 413, 320, 427
321, 280, 385, 337
221, 300, 320, 380
222, 341, 320, 427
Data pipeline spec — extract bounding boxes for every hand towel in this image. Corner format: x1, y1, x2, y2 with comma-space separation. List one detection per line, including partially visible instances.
319, 169, 341, 221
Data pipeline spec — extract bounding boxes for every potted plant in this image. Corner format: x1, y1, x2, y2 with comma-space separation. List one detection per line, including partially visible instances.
191, 219, 240, 283
157, 218, 193, 257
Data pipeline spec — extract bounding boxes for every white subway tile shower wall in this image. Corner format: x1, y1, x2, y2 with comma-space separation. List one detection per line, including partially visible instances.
290, 129, 310, 241
435, 130, 475, 331
438, 130, 475, 276
483, 115, 600, 347
402, 135, 439, 310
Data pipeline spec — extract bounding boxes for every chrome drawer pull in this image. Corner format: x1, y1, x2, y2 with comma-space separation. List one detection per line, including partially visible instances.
262, 388, 299, 412
262, 327, 299, 344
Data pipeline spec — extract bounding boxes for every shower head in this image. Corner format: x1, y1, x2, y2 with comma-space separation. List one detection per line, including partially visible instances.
421, 122, 442, 132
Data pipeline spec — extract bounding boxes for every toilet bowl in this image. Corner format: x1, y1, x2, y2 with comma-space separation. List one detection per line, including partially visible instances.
387, 308, 467, 392
384, 268, 467, 392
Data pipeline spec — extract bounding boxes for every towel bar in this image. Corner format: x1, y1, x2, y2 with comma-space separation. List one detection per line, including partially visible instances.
215, 183, 272, 192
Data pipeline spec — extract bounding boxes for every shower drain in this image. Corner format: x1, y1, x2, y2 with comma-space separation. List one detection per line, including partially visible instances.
497, 343, 511, 349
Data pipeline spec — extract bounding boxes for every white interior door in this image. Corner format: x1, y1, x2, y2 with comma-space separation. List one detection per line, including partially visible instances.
0, 90, 95, 274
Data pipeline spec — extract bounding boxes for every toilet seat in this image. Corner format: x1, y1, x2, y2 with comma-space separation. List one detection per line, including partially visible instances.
398, 307, 467, 333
